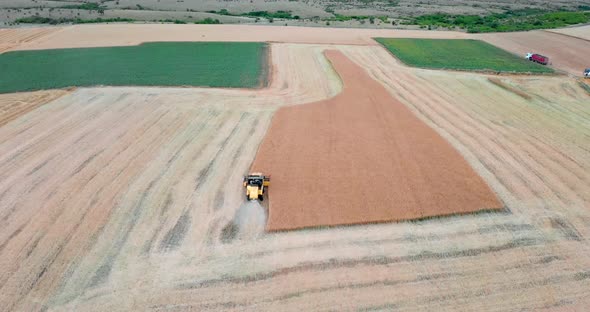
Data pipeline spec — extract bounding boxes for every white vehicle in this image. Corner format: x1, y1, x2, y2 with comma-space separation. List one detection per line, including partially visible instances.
585, 68, 590, 78
525, 52, 533, 60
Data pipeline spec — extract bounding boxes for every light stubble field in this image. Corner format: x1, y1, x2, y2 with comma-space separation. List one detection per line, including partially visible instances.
549, 25, 590, 41
0, 27, 61, 53
1, 25, 590, 311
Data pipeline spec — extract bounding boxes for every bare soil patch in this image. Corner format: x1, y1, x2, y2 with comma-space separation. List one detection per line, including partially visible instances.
252, 50, 502, 231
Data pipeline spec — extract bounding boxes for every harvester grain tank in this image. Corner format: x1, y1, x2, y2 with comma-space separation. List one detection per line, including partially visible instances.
525, 52, 549, 65
243, 173, 270, 201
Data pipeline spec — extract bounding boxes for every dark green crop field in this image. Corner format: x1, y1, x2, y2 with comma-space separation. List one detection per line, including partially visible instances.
375, 38, 553, 73
0, 42, 268, 93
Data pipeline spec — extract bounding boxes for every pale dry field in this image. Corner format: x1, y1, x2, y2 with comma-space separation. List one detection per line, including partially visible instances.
0, 90, 70, 127
3, 24, 469, 50
0, 27, 62, 53
549, 25, 590, 41
1, 25, 590, 311
0, 43, 342, 311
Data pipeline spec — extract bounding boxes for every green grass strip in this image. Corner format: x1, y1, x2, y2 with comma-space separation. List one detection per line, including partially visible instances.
0, 42, 268, 93
375, 38, 553, 73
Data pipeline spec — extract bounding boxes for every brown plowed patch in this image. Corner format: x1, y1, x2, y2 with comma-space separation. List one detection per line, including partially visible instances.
252, 50, 502, 231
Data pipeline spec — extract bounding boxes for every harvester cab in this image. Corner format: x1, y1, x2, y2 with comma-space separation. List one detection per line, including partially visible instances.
584, 68, 590, 78
243, 173, 270, 201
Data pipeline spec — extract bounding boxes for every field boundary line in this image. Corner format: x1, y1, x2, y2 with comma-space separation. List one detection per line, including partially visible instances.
542, 29, 590, 44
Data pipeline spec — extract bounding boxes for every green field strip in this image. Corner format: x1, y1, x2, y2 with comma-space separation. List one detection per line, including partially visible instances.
375, 38, 553, 73
0, 42, 268, 93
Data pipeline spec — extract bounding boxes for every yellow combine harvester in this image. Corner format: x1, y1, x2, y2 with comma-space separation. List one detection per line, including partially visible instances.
243, 173, 270, 201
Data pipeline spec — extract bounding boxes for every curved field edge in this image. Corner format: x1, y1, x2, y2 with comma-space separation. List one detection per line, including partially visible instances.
374, 38, 554, 74
252, 50, 502, 231
0, 42, 269, 94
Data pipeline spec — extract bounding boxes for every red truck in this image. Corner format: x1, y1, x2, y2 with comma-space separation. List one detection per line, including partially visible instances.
525, 53, 549, 65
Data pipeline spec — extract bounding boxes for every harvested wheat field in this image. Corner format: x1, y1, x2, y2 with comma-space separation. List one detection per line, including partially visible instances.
3, 24, 470, 52
477, 30, 590, 76
1, 24, 590, 311
252, 50, 502, 231
549, 25, 590, 41
0, 90, 69, 127
0, 43, 341, 311
0, 27, 61, 53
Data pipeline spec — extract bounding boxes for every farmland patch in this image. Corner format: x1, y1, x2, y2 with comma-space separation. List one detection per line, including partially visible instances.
2, 35, 590, 311
477, 30, 590, 76
375, 38, 553, 73
251, 50, 502, 231
0, 42, 268, 93
0, 90, 69, 127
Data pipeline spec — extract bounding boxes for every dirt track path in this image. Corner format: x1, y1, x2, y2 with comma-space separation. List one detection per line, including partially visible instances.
252, 50, 502, 231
